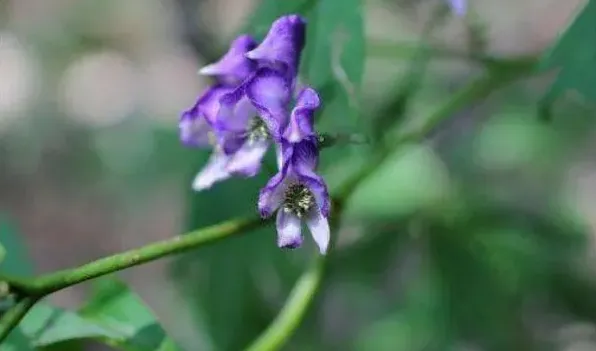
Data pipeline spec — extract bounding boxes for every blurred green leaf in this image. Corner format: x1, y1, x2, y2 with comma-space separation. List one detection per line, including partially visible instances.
541, 0, 596, 103
243, 0, 315, 37
78, 278, 182, 351
39, 340, 84, 351
354, 263, 453, 351
346, 144, 451, 219
301, 0, 365, 132
21, 303, 120, 347
0, 216, 178, 350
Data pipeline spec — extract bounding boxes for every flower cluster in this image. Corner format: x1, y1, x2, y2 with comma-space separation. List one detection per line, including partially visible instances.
180, 15, 331, 254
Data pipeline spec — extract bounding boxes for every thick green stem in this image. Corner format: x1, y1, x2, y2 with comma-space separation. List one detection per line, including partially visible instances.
32, 216, 264, 295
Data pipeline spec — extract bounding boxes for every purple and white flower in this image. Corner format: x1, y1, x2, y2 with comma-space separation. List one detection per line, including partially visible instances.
258, 138, 330, 254
181, 14, 309, 191
257, 87, 329, 254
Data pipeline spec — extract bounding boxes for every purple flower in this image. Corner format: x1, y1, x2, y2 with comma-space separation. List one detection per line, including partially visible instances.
180, 34, 258, 148
246, 14, 306, 79
199, 34, 258, 85
179, 84, 232, 147
258, 139, 330, 254
446, 0, 466, 16
181, 15, 313, 193
205, 67, 292, 178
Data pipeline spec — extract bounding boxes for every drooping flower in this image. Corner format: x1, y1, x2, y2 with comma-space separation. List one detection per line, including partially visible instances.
446, 0, 467, 16
257, 87, 329, 254
180, 34, 258, 190
258, 139, 330, 254
182, 14, 311, 191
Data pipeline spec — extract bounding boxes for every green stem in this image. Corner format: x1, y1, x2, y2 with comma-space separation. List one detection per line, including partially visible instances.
367, 39, 536, 69
0, 297, 38, 343
32, 216, 264, 295
245, 256, 325, 351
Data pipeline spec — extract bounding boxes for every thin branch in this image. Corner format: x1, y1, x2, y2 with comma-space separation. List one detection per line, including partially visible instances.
32, 216, 265, 295
367, 39, 536, 69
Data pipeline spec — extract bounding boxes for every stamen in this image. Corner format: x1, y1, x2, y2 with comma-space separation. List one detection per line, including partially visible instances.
283, 183, 315, 218
246, 117, 270, 143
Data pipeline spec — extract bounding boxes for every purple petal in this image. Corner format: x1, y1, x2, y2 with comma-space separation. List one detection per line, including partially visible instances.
283, 87, 320, 143
290, 138, 319, 171
219, 133, 247, 155
305, 209, 330, 254
215, 82, 256, 133
246, 67, 292, 140
226, 139, 269, 177
192, 151, 232, 191
258, 162, 291, 218
276, 210, 303, 249
180, 85, 231, 147
301, 171, 331, 218
446, 0, 466, 16
199, 34, 258, 84
245, 14, 306, 76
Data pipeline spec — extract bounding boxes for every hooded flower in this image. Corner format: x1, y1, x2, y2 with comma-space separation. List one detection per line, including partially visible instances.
258, 87, 329, 254
181, 34, 258, 190
258, 139, 330, 254
181, 14, 312, 192
246, 14, 306, 79
180, 34, 257, 147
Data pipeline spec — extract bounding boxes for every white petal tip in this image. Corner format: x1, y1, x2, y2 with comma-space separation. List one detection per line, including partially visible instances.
245, 51, 257, 60
192, 179, 212, 192
198, 64, 216, 75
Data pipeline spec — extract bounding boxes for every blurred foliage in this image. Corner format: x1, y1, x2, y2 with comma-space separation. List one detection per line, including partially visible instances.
0, 216, 180, 350
3, 0, 596, 351
541, 0, 596, 106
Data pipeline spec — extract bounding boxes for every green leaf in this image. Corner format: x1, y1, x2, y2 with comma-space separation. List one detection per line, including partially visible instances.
20, 303, 120, 347
541, 0, 596, 103
78, 278, 182, 351
346, 144, 452, 219
301, 0, 366, 131
242, 0, 315, 37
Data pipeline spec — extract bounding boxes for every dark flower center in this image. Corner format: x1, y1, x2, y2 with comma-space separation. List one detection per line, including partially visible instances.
283, 183, 315, 218
246, 117, 269, 143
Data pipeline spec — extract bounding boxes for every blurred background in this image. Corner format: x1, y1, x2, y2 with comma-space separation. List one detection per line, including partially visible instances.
2, 0, 596, 350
